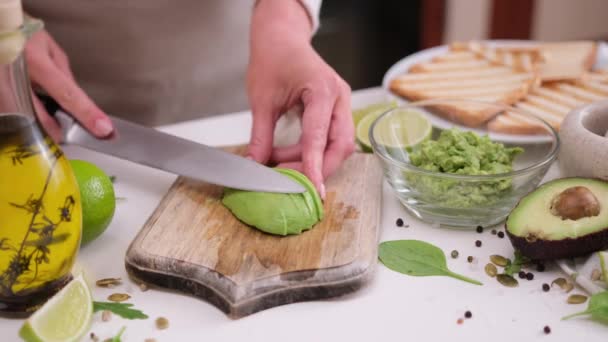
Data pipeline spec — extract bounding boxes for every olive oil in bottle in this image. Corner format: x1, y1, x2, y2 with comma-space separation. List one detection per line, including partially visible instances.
0, 7, 82, 316
0, 114, 82, 315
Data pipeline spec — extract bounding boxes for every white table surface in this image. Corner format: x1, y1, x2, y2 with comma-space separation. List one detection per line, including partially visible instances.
2, 87, 606, 341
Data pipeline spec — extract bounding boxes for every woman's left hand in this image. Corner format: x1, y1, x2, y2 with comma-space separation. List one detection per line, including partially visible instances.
247, 0, 355, 199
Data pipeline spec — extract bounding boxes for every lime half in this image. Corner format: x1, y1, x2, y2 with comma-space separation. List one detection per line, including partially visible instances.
356, 108, 432, 153
19, 274, 93, 342
352, 101, 397, 127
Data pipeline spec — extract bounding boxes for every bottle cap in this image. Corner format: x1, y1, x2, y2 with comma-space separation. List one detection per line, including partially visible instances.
0, 0, 23, 33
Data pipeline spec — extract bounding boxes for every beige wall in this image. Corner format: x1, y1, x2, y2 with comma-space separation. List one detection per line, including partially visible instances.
444, 0, 490, 43
532, 0, 608, 41
443, 0, 608, 43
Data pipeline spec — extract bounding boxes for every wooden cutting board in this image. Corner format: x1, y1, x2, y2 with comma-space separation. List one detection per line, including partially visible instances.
125, 149, 383, 318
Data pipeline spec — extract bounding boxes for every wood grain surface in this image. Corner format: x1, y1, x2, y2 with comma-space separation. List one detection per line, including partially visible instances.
125, 150, 383, 318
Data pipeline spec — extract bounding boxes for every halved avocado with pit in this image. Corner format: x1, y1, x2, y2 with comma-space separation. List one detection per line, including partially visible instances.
506, 178, 608, 260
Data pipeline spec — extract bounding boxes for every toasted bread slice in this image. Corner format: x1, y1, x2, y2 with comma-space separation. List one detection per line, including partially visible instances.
466, 41, 543, 72
468, 41, 597, 82
537, 41, 597, 81
488, 71, 608, 134
390, 46, 538, 127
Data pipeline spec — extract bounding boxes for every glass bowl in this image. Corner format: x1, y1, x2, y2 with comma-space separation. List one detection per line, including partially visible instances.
369, 99, 559, 228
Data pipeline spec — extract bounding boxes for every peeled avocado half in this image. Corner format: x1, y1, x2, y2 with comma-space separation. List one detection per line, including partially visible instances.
221, 168, 324, 236
506, 178, 608, 260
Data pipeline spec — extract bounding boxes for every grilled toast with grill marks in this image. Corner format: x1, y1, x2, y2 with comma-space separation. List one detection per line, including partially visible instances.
389, 44, 539, 127
488, 71, 608, 134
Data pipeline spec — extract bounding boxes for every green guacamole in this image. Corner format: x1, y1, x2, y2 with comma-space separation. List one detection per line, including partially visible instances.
407, 129, 523, 208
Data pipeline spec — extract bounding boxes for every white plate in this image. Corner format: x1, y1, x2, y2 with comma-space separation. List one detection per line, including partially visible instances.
382, 40, 608, 145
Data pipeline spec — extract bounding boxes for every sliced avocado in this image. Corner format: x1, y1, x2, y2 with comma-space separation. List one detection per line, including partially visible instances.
506, 178, 608, 260
221, 168, 323, 236
276, 168, 324, 220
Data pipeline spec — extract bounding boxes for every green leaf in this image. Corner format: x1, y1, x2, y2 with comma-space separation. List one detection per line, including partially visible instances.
93, 301, 148, 320
110, 326, 126, 342
378, 240, 482, 286
563, 291, 608, 323
503, 250, 530, 276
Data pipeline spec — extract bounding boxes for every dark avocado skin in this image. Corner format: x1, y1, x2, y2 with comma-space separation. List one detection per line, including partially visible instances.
505, 177, 608, 260
506, 228, 608, 260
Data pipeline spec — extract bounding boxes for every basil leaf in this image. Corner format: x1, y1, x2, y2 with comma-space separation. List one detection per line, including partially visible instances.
563, 291, 608, 323
93, 301, 148, 320
379, 240, 482, 286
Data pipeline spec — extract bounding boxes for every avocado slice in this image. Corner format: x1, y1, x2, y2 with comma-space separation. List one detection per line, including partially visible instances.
221, 168, 323, 236
506, 178, 608, 260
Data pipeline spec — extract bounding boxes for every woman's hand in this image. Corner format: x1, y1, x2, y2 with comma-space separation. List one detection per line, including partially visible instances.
24, 29, 113, 141
247, 0, 355, 198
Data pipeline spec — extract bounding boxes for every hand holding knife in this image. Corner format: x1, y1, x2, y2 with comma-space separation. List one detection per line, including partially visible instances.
37, 94, 306, 194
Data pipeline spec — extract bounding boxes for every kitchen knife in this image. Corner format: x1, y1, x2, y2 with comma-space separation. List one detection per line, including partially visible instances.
39, 95, 306, 194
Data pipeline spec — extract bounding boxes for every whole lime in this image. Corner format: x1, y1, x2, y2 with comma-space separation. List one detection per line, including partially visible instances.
70, 160, 116, 245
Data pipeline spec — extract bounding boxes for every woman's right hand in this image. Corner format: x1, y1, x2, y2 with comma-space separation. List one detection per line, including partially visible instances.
24, 29, 113, 142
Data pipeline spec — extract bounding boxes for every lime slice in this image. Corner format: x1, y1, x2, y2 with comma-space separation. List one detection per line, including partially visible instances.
356, 108, 432, 153
352, 101, 397, 127
19, 274, 93, 342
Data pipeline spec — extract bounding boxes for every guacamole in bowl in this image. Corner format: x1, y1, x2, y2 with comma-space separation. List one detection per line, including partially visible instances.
369, 100, 559, 228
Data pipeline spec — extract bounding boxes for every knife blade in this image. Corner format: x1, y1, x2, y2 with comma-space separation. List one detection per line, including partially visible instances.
40, 95, 306, 194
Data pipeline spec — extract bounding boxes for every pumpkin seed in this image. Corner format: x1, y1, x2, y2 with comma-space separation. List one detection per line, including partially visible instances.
96, 278, 122, 288
591, 269, 602, 281
108, 293, 131, 302
551, 278, 574, 292
102, 310, 112, 322
567, 294, 588, 304
497, 274, 518, 287
156, 317, 169, 330
484, 263, 498, 277
490, 255, 509, 267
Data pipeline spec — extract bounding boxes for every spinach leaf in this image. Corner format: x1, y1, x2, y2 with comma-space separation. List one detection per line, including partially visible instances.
379, 240, 482, 286
563, 291, 608, 323
93, 301, 148, 320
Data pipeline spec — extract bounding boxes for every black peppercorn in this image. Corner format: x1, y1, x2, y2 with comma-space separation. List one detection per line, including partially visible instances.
497, 231, 505, 238
536, 263, 546, 272
476, 226, 483, 233
464, 311, 472, 319
467, 256, 474, 263
475, 240, 482, 247
396, 218, 404, 227
518, 271, 526, 279
491, 229, 497, 235
451, 250, 459, 259
544, 326, 551, 334
542, 283, 550, 292
526, 272, 534, 280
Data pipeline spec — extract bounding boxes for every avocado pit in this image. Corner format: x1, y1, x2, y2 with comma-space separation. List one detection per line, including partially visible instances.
550, 186, 601, 221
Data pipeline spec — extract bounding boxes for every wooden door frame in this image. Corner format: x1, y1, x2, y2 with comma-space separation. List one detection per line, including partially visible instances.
420, 0, 446, 48
489, 0, 536, 39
